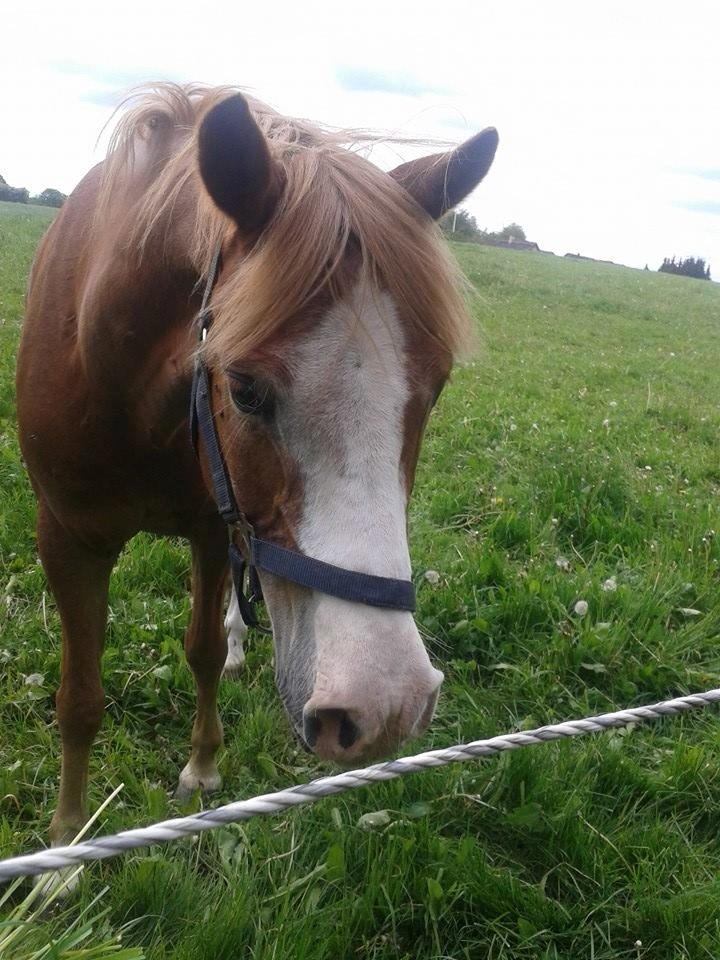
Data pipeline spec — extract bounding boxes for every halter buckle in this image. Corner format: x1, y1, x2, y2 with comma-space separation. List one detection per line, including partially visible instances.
229, 515, 255, 550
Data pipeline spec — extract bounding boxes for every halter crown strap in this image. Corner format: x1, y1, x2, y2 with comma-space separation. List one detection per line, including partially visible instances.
190, 245, 417, 627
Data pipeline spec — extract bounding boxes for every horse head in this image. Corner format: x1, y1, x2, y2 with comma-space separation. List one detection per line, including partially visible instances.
197, 94, 497, 763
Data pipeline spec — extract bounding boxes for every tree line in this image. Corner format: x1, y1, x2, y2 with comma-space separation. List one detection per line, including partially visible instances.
441, 209, 713, 281
439, 209, 527, 245
658, 256, 711, 281
2, 183, 713, 281
0, 175, 66, 208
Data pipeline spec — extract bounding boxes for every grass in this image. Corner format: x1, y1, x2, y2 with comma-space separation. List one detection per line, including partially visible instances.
2, 198, 720, 957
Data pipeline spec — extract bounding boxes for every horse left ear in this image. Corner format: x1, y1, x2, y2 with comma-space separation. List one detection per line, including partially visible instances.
198, 94, 280, 233
388, 128, 499, 220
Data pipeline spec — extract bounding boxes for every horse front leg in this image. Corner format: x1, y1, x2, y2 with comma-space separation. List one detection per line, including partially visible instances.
223, 588, 248, 678
177, 523, 228, 798
36, 502, 119, 847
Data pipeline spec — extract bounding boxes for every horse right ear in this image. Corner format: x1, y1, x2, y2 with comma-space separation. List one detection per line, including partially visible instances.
198, 94, 280, 234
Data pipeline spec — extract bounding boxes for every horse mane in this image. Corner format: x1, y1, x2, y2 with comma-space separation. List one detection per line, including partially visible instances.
98, 83, 472, 363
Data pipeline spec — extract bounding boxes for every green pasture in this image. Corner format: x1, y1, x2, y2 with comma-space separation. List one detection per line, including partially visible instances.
2, 198, 720, 958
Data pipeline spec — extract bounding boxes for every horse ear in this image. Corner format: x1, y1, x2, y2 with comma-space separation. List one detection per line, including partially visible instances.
388, 128, 499, 221
198, 94, 280, 233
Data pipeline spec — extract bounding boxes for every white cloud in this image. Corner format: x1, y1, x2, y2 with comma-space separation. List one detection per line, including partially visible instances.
2, 0, 719, 272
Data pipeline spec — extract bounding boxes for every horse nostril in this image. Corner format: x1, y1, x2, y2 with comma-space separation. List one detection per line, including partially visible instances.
303, 708, 359, 751
338, 712, 359, 749
303, 713, 320, 748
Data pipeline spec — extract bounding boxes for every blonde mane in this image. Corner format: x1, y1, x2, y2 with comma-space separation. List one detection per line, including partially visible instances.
99, 83, 471, 364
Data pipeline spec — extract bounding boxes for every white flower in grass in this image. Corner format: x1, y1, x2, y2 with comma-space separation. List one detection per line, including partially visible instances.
555, 557, 570, 572
602, 577, 617, 592
24, 673, 44, 686
573, 600, 589, 617
423, 570, 441, 586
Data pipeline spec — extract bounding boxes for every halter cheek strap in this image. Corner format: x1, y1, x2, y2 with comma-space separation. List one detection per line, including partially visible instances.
189, 246, 417, 629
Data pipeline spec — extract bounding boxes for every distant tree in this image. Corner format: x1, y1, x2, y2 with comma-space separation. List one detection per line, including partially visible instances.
33, 188, 67, 208
0, 181, 29, 203
439, 211, 535, 251
496, 222, 526, 243
659, 255, 711, 280
439, 208, 486, 242
0, 174, 6, 185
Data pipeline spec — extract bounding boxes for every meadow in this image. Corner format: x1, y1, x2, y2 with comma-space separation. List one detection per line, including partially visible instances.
2, 198, 720, 958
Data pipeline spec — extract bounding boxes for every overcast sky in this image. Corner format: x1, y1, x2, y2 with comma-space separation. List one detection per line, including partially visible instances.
3, 0, 719, 273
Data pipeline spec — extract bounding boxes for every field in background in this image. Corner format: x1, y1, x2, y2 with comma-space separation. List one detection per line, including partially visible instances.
2, 199, 720, 958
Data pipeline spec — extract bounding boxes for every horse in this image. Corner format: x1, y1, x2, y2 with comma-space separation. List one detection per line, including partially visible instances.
16, 84, 498, 848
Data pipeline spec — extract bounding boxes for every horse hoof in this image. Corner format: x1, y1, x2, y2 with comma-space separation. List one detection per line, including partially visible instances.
175, 764, 222, 800
34, 864, 81, 904
222, 659, 245, 680
222, 639, 246, 679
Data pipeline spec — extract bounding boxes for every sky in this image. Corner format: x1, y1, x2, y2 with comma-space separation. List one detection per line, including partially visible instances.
2, 0, 719, 274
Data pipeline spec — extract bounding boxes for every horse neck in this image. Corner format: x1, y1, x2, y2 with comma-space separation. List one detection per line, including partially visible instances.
78, 181, 203, 387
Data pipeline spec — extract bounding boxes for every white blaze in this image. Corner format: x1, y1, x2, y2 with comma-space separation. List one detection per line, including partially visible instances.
272, 282, 442, 755
283, 284, 411, 579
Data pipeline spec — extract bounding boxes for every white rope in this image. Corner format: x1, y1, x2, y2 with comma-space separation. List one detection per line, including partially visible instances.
2, 687, 719, 883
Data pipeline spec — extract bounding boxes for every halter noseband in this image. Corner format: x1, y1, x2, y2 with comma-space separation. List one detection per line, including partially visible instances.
189, 246, 417, 630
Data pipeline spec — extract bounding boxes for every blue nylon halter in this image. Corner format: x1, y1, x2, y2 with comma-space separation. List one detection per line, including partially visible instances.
189, 246, 417, 629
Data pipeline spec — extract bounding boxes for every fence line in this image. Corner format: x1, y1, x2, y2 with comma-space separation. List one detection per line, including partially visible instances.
2, 687, 720, 883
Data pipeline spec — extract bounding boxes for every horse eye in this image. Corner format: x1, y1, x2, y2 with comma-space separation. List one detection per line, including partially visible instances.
228, 373, 274, 417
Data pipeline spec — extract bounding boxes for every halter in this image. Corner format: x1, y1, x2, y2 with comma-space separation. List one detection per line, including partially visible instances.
189, 246, 417, 630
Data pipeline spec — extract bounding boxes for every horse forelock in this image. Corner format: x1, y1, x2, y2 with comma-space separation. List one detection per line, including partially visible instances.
95, 82, 472, 366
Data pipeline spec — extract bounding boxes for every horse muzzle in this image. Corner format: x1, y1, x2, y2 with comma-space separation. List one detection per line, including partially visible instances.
300, 661, 444, 764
